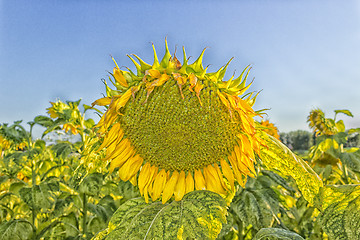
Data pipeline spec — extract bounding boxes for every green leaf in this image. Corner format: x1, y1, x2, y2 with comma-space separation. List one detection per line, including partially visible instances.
41, 119, 66, 137
79, 172, 104, 196
9, 182, 26, 195
33, 115, 54, 128
87, 203, 110, 223
348, 128, 360, 134
34, 139, 46, 150
340, 150, 360, 173
117, 180, 141, 200
51, 142, 73, 159
84, 118, 95, 129
0, 175, 9, 185
19, 181, 59, 210
253, 228, 305, 240
88, 216, 107, 236
106, 190, 227, 240
230, 176, 280, 231
261, 170, 296, 193
66, 99, 81, 108
334, 109, 353, 118
317, 185, 360, 239
335, 120, 345, 132
92, 228, 108, 240
260, 133, 322, 205
0, 220, 33, 240
48, 212, 79, 238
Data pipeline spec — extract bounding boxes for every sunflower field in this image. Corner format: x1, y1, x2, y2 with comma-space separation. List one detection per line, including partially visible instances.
1, 43, 360, 240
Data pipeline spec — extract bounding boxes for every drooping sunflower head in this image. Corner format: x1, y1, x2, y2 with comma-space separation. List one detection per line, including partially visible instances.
307, 109, 337, 136
93, 41, 264, 203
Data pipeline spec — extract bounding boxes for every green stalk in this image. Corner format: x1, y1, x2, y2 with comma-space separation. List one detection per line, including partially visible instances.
31, 159, 37, 240
340, 144, 349, 184
82, 193, 87, 238
237, 218, 244, 240
229, 207, 244, 240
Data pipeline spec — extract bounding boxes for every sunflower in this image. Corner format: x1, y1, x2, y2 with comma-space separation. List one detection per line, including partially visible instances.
93, 41, 263, 203
62, 123, 79, 135
260, 120, 280, 140
307, 109, 337, 136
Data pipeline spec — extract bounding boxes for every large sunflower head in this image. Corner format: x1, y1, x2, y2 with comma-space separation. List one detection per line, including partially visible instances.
93, 41, 263, 203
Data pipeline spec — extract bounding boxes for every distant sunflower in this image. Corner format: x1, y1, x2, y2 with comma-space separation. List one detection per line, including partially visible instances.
260, 120, 280, 140
93, 41, 263, 203
307, 109, 337, 136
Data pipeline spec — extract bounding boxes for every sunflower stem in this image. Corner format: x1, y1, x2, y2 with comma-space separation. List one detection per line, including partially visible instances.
31, 156, 37, 239
235, 217, 244, 240
340, 144, 349, 184
82, 193, 88, 238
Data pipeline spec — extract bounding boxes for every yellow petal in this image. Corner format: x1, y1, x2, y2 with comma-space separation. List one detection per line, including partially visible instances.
194, 169, 206, 190
227, 153, 244, 186
185, 172, 194, 194
227, 95, 237, 109
70, 125, 78, 135
220, 159, 234, 190
104, 110, 118, 130
238, 134, 255, 160
144, 184, 150, 203
148, 69, 161, 78
213, 164, 228, 191
115, 89, 132, 112
174, 171, 186, 201
92, 97, 112, 107
143, 166, 158, 202
104, 138, 130, 161
162, 171, 179, 204
238, 98, 256, 115
109, 146, 134, 173
203, 165, 226, 195
138, 163, 151, 195
151, 169, 167, 201
62, 123, 70, 133
188, 73, 198, 87
96, 123, 122, 152
157, 74, 170, 86
195, 83, 203, 106
241, 155, 256, 177
217, 91, 230, 108
233, 146, 251, 175
118, 155, 143, 181
129, 174, 137, 186
113, 67, 129, 87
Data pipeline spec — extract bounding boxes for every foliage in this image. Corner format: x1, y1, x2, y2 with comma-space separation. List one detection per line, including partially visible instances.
0, 100, 129, 239
105, 191, 227, 240
280, 130, 313, 152
1, 100, 360, 239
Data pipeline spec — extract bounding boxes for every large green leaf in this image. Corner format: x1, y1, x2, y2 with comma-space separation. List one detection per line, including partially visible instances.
340, 150, 360, 173
230, 175, 281, 231
51, 141, 74, 159
33, 115, 54, 128
47, 212, 79, 238
253, 228, 305, 240
78, 172, 104, 196
19, 181, 59, 210
260, 133, 322, 205
0, 220, 33, 240
105, 190, 227, 240
334, 109, 353, 118
317, 185, 360, 239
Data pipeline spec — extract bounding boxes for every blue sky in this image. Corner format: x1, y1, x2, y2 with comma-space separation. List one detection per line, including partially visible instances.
1, 1, 360, 133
